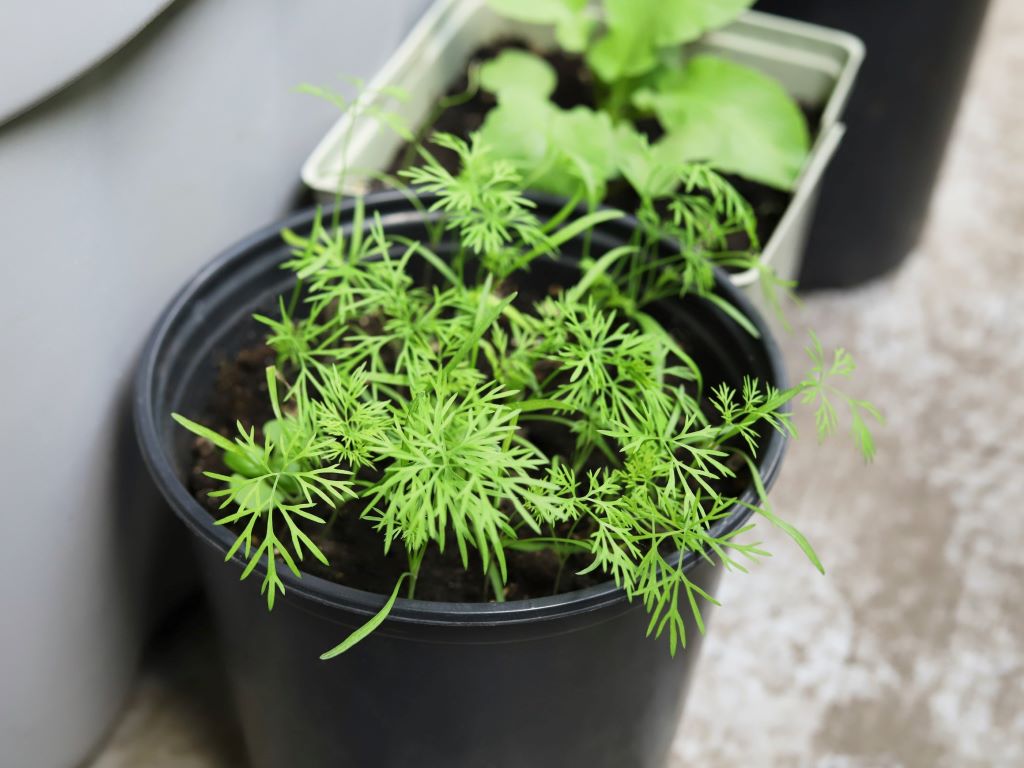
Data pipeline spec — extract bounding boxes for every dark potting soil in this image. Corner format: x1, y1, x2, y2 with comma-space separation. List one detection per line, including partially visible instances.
187, 319, 752, 603
187, 334, 607, 603
186, 301, 752, 604
384, 39, 821, 253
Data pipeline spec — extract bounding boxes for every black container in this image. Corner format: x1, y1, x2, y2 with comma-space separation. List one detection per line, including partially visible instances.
134, 191, 789, 768
757, 0, 991, 288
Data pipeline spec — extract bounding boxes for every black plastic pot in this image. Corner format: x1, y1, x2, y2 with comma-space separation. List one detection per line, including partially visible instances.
134, 191, 789, 768
757, 0, 991, 288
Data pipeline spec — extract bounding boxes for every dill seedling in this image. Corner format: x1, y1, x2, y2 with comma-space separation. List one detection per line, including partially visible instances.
175, 132, 881, 659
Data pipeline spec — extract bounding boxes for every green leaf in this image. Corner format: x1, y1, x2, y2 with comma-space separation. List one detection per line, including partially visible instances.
706, 293, 760, 339
567, 244, 639, 300
172, 413, 236, 453
545, 107, 620, 201
587, 0, 664, 81
478, 98, 555, 175
850, 407, 877, 462
636, 56, 810, 189
554, 13, 595, 53
223, 449, 265, 478
445, 285, 517, 371
265, 366, 283, 420
586, 0, 754, 83
175, 414, 267, 479
261, 419, 294, 447
219, 474, 287, 514
586, 24, 658, 83
613, 124, 681, 199
519, 206, 623, 263
479, 103, 619, 201
741, 455, 824, 574
320, 573, 409, 660
480, 50, 557, 102
182, 103, 874, 659
484, 0, 592, 52
502, 537, 588, 554
516, 398, 577, 414
485, 0, 585, 24
645, 0, 754, 46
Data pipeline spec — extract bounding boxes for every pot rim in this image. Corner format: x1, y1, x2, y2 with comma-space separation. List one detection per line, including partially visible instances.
134, 189, 789, 627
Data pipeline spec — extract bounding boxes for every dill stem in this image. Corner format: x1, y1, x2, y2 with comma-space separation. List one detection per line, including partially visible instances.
487, 561, 506, 603
406, 546, 426, 600
552, 517, 583, 595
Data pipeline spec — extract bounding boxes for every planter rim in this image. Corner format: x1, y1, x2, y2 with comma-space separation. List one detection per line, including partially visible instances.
134, 189, 789, 628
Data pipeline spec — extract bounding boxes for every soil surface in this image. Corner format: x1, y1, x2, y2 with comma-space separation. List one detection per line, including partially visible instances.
385, 39, 821, 253
186, 303, 751, 604
187, 333, 607, 603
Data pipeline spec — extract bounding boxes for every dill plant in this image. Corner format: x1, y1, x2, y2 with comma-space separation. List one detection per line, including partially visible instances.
175, 132, 879, 659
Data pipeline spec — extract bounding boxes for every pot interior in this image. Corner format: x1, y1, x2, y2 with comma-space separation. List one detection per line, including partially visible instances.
137, 190, 787, 619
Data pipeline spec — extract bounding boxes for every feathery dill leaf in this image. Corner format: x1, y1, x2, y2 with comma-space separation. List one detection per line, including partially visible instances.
173, 131, 879, 657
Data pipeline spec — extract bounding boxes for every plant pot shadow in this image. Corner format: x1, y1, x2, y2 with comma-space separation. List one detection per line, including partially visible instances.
90, 598, 248, 767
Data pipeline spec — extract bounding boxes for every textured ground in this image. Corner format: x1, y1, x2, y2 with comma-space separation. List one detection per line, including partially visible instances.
90, 0, 1022, 764
672, 0, 1024, 762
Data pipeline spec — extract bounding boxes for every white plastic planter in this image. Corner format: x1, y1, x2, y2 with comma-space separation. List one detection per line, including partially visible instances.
0, 1, 417, 766
302, 0, 864, 297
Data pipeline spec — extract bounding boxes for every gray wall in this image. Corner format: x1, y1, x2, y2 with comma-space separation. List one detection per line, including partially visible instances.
0, 1, 418, 765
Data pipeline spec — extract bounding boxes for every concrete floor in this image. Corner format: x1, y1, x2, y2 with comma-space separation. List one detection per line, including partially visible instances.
90, 0, 1023, 764
673, 0, 1024, 761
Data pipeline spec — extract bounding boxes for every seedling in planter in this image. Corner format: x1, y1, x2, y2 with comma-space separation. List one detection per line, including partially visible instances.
383, 0, 812, 317
479, 0, 809, 194
175, 133, 880, 659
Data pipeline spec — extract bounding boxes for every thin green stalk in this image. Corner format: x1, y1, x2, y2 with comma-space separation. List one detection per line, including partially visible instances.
407, 546, 426, 600
487, 560, 506, 603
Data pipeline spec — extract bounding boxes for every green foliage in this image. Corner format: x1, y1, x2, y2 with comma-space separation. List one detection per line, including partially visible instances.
320, 574, 409, 660
401, 133, 545, 267
174, 133, 880, 658
635, 56, 811, 189
484, 0, 593, 52
172, 370, 353, 610
481, 0, 810, 202
363, 381, 546, 578
614, 126, 687, 199
477, 56, 620, 204
586, 0, 754, 82
798, 333, 885, 461
479, 49, 557, 101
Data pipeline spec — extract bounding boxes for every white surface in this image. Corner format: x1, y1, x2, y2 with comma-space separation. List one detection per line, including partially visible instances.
0, 1, 416, 766
0, 0, 176, 124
